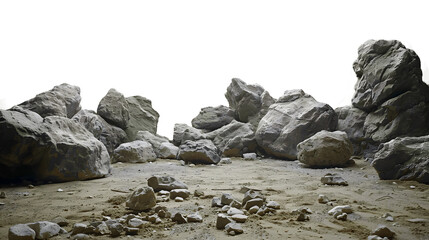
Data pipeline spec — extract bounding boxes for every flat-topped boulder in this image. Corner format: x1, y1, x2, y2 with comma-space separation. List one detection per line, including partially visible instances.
178, 139, 221, 164
191, 105, 235, 131
112, 140, 157, 163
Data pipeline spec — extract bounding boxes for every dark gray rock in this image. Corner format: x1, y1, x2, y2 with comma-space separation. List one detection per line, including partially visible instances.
126, 187, 156, 211
125, 96, 159, 140
18, 83, 81, 118
191, 105, 235, 131
147, 175, 188, 192
112, 140, 157, 163
172, 123, 205, 146
97, 88, 130, 129
178, 139, 221, 164
255, 89, 337, 160
372, 136, 429, 184
72, 109, 127, 155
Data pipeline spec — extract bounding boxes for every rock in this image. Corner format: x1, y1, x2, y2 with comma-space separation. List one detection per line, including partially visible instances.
126, 187, 156, 211
9, 224, 36, 240
51, 216, 68, 227
0, 107, 111, 182
216, 214, 233, 230
318, 194, 329, 204
248, 206, 259, 214
125, 96, 159, 140
124, 227, 139, 235
148, 214, 161, 224
108, 223, 123, 237
205, 120, 257, 157
221, 205, 231, 213
371, 225, 395, 239
321, 173, 348, 186
72, 223, 87, 235
158, 142, 179, 159
175, 197, 184, 202
336, 213, 348, 221
194, 189, 205, 197
266, 201, 280, 209
297, 131, 353, 168
170, 189, 191, 199
18, 83, 81, 118
92, 221, 109, 235
112, 140, 157, 163
173, 123, 205, 146
72, 233, 90, 240
255, 89, 337, 160
187, 212, 203, 223
72, 109, 127, 155
219, 158, 232, 164
27, 221, 62, 239
225, 222, 244, 235
372, 136, 429, 183
191, 105, 235, 131
243, 152, 257, 160
0, 191, 5, 198
128, 218, 147, 228
335, 106, 368, 154
227, 207, 244, 216
97, 88, 130, 129
147, 175, 188, 192
221, 193, 234, 206
243, 198, 264, 210
407, 218, 427, 223
172, 213, 187, 224
242, 189, 265, 205
297, 213, 309, 221
230, 200, 242, 209
178, 139, 221, 164
135, 131, 177, 158
212, 197, 222, 207
328, 205, 353, 215
367, 235, 387, 240
231, 214, 248, 223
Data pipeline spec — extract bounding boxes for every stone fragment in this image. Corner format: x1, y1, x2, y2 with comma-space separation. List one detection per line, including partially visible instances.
8, 224, 36, 240
243, 153, 257, 160
172, 213, 187, 224
318, 194, 329, 204
221, 193, 234, 205
328, 205, 353, 215
97, 88, 130, 129
72, 223, 87, 235
211, 197, 222, 207
112, 140, 157, 163
125, 96, 159, 140
187, 212, 203, 223
321, 173, 348, 186
147, 175, 188, 192
266, 201, 280, 209
170, 189, 191, 199
178, 139, 221, 164
231, 214, 248, 223
227, 207, 244, 216
27, 221, 62, 239
225, 222, 244, 235
242, 189, 265, 206
72, 233, 90, 240
248, 206, 259, 214
124, 227, 139, 235
371, 225, 395, 239
297, 213, 309, 221
191, 105, 235, 131
216, 214, 233, 230
126, 187, 156, 211
244, 198, 264, 210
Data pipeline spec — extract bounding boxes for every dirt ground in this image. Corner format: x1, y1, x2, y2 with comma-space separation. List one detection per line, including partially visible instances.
0, 157, 428, 240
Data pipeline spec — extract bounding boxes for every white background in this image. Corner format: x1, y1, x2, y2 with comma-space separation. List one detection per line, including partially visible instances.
1, 0, 428, 138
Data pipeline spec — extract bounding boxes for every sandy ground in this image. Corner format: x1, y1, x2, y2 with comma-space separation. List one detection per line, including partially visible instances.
0, 158, 428, 240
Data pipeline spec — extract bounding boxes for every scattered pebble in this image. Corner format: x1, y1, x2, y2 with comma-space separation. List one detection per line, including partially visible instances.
371, 225, 395, 239
321, 173, 348, 186
410, 185, 416, 189
225, 222, 244, 235
187, 212, 203, 223
216, 214, 233, 230
296, 213, 309, 221
28, 184, 35, 189
0, 192, 5, 199
318, 194, 329, 204
175, 197, 184, 202
407, 218, 427, 223
57, 188, 64, 192
336, 213, 348, 221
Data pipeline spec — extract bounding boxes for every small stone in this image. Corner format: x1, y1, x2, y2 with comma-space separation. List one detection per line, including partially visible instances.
189, 163, 195, 167
211, 197, 222, 207
385, 216, 394, 222
180, 160, 186, 166
242, 189, 265, 205
407, 218, 427, 223
244, 198, 264, 210
175, 197, 184, 202
328, 205, 353, 215
147, 175, 188, 192
187, 212, 203, 223
172, 213, 187, 224
336, 213, 348, 221
170, 189, 191, 199
124, 227, 139, 235
230, 199, 242, 209
227, 207, 244, 216
28, 185, 35, 189
221, 193, 234, 205
318, 194, 329, 204
109, 223, 123, 237
8, 224, 36, 240
220, 158, 232, 164
148, 214, 159, 224
297, 213, 309, 221
231, 214, 248, 223
194, 189, 205, 197
225, 222, 244, 234
266, 201, 280, 209
72, 223, 87, 235
243, 153, 257, 160
321, 173, 348, 186
93, 221, 109, 235
367, 235, 384, 240
197, 206, 205, 211
126, 187, 156, 211
128, 218, 147, 228
51, 216, 69, 227
221, 205, 231, 213
248, 206, 259, 214
371, 225, 395, 239
57, 188, 64, 192
72, 233, 90, 240
0, 192, 5, 199
158, 190, 170, 196
410, 185, 416, 189
216, 214, 233, 230
28, 221, 62, 239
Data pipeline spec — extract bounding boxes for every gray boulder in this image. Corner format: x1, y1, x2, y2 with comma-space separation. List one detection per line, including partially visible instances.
335, 106, 368, 154
205, 120, 257, 157
72, 109, 127, 155
8, 224, 36, 240
297, 131, 353, 168
178, 139, 221, 164
27, 221, 62, 239
112, 140, 157, 163
0, 106, 111, 182
126, 187, 156, 211
125, 96, 159, 140
18, 83, 81, 118
158, 142, 179, 159
255, 89, 337, 160
191, 105, 235, 131
173, 123, 205, 146
147, 175, 188, 192
135, 131, 178, 159
372, 136, 429, 184
97, 88, 130, 129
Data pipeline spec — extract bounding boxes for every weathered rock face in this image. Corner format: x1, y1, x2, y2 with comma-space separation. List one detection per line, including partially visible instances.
206, 120, 257, 157
297, 131, 353, 168
111, 140, 157, 163
18, 83, 81, 118
0, 106, 111, 182
173, 123, 205, 146
372, 136, 429, 184
178, 139, 221, 164
255, 89, 337, 160
135, 131, 178, 159
335, 106, 368, 154
225, 78, 275, 128
191, 105, 235, 131
97, 88, 130, 130
72, 109, 127, 155
125, 96, 159, 140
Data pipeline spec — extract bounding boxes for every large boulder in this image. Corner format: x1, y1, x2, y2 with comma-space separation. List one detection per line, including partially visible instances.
111, 140, 157, 163
335, 106, 368, 154
135, 131, 178, 159
255, 89, 337, 160
0, 106, 111, 182
225, 78, 275, 128
18, 83, 81, 118
173, 123, 205, 146
297, 131, 353, 168
191, 105, 235, 131
206, 120, 257, 157
178, 139, 221, 164
97, 88, 130, 129
125, 96, 160, 140
372, 136, 429, 184
72, 109, 127, 155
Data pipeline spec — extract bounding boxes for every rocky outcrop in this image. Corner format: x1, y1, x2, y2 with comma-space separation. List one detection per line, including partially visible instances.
97, 88, 130, 130
125, 96, 159, 140
225, 78, 275, 128
297, 131, 353, 168
173, 123, 205, 146
191, 105, 235, 131
372, 136, 429, 184
72, 109, 127, 155
111, 140, 157, 163
135, 131, 178, 159
178, 139, 221, 164
255, 89, 337, 160
0, 106, 110, 182
206, 120, 257, 157
18, 83, 81, 118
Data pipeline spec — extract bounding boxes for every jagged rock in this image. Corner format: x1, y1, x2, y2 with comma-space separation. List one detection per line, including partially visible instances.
126, 187, 156, 211
212, 197, 222, 207
178, 139, 221, 164
372, 136, 429, 183
0, 107, 110, 182
205, 120, 257, 157
108, 223, 123, 237
242, 189, 265, 206
243, 198, 264, 210
27, 221, 62, 239
221, 193, 234, 206
169, 189, 191, 199
219, 158, 232, 164
297, 131, 353, 168
225, 222, 244, 235
72, 109, 127, 154
8, 224, 36, 240
173, 123, 205, 146
321, 173, 348, 186
125, 96, 159, 140
371, 225, 395, 239
112, 140, 157, 163
255, 89, 337, 160
135, 131, 178, 159
92, 221, 109, 235
225, 78, 275, 128
191, 105, 235, 131
227, 207, 244, 216
147, 175, 188, 192
187, 212, 203, 223
97, 88, 130, 129
172, 213, 187, 224
216, 214, 233, 230
158, 142, 179, 159
127, 218, 147, 228
18, 83, 81, 118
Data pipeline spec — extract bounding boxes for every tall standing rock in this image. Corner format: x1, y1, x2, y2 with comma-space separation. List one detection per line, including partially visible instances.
97, 88, 130, 130
125, 96, 160, 140
191, 105, 235, 131
18, 83, 82, 118
255, 89, 337, 160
